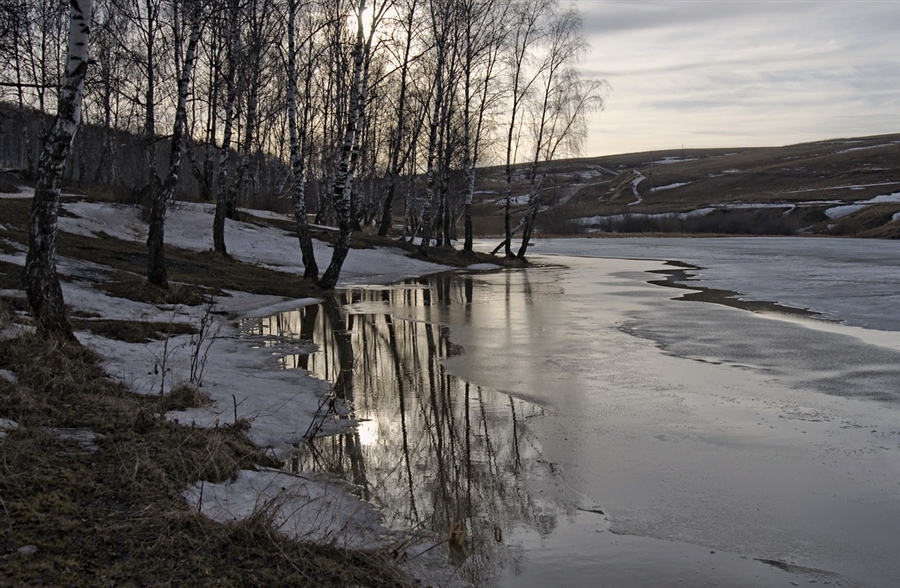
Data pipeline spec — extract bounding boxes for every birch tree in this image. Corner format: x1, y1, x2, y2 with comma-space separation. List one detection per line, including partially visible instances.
460, 0, 506, 252
516, 7, 603, 258
146, 0, 202, 289
24, 0, 93, 340
286, 0, 318, 279
376, 0, 420, 237
417, 0, 455, 255
498, 0, 553, 258
185, 0, 227, 204
119, 0, 167, 189
213, 0, 238, 255
318, 0, 387, 289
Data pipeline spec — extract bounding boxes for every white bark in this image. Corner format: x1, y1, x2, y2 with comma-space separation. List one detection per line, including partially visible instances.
147, 0, 202, 288
319, 0, 370, 290
24, 0, 93, 339
287, 0, 318, 279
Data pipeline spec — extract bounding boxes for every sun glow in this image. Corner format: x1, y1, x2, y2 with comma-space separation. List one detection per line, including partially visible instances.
355, 418, 379, 446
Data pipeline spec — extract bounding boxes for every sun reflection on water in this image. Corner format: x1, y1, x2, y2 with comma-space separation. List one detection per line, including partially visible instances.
242, 273, 567, 586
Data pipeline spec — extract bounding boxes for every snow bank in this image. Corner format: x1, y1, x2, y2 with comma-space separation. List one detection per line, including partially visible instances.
0, 417, 17, 442
654, 156, 697, 165
649, 182, 690, 192
835, 142, 897, 154
58, 200, 449, 287
184, 468, 386, 549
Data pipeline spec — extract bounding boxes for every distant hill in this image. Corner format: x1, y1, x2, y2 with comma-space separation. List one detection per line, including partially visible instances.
471, 134, 900, 238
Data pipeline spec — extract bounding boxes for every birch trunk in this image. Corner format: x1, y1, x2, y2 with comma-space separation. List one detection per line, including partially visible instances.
228, 84, 257, 219
498, 0, 552, 257
214, 0, 239, 255
25, 0, 93, 340
377, 0, 417, 237
417, 1, 449, 256
516, 171, 545, 258
287, 0, 318, 279
462, 48, 475, 252
147, 0, 202, 289
318, 0, 369, 290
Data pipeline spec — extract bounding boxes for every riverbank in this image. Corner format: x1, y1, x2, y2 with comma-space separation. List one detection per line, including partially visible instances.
0, 195, 499, 586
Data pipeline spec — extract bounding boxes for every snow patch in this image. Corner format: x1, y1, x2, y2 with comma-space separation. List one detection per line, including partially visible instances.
778, 181, 900, 195
184, 468, 387, 549
654, 156, 697, 165
627, 172, 646, 206
650, 182, 690, 193
503, 195, 530, 206
835, 143, 893, 154
465, 263, 502, 271
824, 192, 900, 219
578, 207, 715, 225
0, 417, 17, 442
58, 201, 449, 288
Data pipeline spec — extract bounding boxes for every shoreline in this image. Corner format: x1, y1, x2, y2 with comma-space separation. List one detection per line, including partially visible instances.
4, 197, 899, 586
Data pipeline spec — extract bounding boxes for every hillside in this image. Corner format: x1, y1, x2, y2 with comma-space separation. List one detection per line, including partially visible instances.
470, 134, 900, 238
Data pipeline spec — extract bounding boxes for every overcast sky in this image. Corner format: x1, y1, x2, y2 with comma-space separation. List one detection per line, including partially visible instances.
573, 0, 900, 156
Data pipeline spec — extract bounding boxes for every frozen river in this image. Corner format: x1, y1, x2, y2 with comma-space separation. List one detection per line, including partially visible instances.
523, 236, 900, 332
262, 237, 900, 587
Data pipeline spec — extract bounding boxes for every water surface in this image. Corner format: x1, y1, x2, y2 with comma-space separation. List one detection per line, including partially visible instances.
250, 241, 900, 587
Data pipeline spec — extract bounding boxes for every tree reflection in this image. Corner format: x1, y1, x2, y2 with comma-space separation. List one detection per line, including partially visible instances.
249, 274, 558, 586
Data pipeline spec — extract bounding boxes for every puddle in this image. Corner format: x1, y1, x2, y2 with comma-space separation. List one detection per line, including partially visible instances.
245, 274, 555, 586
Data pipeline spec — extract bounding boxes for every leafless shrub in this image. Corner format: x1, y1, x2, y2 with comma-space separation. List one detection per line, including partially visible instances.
590, 209, 805, 235
535, 207, 587, 235
188, 299, 220, 387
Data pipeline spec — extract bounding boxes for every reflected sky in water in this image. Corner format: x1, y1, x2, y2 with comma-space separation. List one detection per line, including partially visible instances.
240, 255, 900, 588
244, 274, 559, 586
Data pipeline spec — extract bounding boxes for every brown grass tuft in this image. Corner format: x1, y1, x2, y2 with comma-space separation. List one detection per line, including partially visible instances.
161, 382, 212, 411
0, 299, 12, 331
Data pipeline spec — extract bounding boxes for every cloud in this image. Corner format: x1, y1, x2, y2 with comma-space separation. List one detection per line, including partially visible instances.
573, 0, 900, 155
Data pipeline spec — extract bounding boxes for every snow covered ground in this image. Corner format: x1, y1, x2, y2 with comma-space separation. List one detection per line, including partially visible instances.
56, 200, 447, 287
824, 191, 900, 219
0, 196, 463, 579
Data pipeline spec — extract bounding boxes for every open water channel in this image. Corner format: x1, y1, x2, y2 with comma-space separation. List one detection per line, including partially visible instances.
244, 238, 900, 588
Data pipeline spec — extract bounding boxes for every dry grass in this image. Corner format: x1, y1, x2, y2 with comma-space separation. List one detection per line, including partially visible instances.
0, 334, 420, 587
0, 299, 12, 331
160, 382, 212, 412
